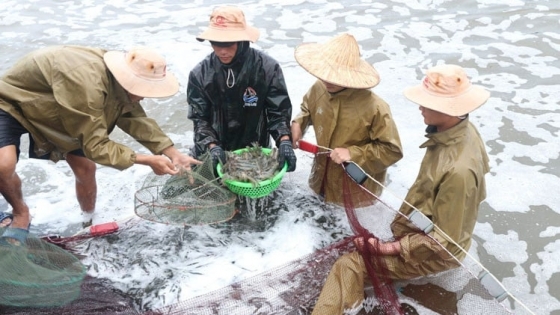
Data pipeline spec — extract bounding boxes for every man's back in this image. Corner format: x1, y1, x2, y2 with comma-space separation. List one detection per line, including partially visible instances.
0, 46, 106, 98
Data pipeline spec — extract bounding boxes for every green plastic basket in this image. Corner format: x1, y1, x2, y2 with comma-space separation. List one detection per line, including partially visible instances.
216, 148, 288, 198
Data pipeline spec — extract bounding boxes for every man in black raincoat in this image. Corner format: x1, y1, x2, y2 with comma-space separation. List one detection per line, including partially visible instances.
187, 6, 296, 172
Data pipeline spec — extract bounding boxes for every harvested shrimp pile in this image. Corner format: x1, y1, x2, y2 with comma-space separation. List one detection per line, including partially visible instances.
221, 144, 280, 186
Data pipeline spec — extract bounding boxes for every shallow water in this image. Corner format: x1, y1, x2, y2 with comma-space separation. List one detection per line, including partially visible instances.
0, 0, 559, 314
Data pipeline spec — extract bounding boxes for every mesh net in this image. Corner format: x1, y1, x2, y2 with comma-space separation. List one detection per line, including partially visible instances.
0, 275, 143, 315
2, 163, 536, 315
341, 171, 404, 315
150, 238, 355, 315
0, 227, 86, 308
322, 163, 532, 315
134, 153, 237, 225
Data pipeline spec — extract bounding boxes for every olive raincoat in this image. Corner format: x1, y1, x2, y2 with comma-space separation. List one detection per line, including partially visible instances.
311, 118, 490, 315
0, 46, 173, 169
293, 80, 403, 207
187, 42, 292, 157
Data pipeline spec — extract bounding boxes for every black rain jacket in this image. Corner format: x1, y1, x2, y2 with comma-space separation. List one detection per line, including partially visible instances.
187, 42, 293, 157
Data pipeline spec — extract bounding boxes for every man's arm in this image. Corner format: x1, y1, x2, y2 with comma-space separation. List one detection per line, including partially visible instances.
116, 105, 201, 174
187, 70, 220, 152
392, 170, 478, 264
347, 99, 403, 173
116, 103, 174, 154
161, 145, 202, 171
133, 146, 201, 176
291, 86, 315, 148
264, 63, 293, 146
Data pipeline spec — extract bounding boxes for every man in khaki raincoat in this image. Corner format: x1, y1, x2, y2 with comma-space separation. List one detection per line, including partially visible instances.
311, 64, 491, 315
0, 46, 199, 245
291, 34, 403, 207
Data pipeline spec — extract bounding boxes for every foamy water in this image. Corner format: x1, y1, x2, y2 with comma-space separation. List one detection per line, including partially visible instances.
0, 0, 558, 314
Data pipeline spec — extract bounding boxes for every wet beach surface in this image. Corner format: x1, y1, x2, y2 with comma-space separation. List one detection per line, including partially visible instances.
0, 0, 559, 314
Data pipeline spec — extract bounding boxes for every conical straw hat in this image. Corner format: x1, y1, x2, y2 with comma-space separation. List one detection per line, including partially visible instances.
294, 33, 380, 89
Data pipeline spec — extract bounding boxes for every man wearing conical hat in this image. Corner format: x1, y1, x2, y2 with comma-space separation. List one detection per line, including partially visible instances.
311, 64, 491, 315
0, 46, 199, 245
291, 33, 403, 207
187, 6, 296, 173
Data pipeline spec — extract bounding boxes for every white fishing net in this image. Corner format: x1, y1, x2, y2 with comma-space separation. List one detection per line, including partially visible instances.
134, 153, 237, 226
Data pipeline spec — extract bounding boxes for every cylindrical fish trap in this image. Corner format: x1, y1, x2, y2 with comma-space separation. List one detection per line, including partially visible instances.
135, 153, 237, 225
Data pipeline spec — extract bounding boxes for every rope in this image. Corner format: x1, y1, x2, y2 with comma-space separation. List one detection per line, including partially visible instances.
226, 68, 235, 88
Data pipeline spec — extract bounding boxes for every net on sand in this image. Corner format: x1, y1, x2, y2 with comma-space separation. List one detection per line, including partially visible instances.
7, 165, 535, 315
137, 163, 531, 315
0, 228, 86, 308
134, 153, 237, 225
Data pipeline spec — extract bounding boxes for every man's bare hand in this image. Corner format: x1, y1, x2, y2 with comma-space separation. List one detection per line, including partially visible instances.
330, 148, 351, 164
161, 146, 202, 173
290, 122, 302, 149
171, 154, 202, 173
353, 236, 365, 252
353, 236, 382, 255
148, 155, 179, 175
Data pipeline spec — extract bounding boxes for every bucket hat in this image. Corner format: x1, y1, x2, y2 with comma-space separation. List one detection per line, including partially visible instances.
294, 33, 380, 89
404, 64, 490, 116
104, 48, 179, 98
196, 6, 260, 43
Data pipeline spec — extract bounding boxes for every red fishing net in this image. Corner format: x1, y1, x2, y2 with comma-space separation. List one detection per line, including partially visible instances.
341, 168, 404, 315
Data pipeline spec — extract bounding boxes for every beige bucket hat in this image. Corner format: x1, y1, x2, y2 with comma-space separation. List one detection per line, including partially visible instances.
104, 48, 179, 98
294, 33, 380, 89
196, 6, 260, 43
404, 64, 490, 116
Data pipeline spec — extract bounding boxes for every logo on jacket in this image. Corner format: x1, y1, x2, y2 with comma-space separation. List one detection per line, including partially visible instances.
243, 87, 258, 107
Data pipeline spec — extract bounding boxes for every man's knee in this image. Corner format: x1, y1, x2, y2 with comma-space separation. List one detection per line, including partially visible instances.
328, 252, 363, 282
66, 154, 97, 181
79, 159, 97, 175
0, 145, 18, 177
